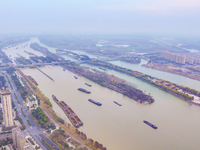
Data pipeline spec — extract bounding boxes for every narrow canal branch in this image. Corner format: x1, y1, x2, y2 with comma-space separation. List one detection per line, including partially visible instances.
85, 60, 200, 104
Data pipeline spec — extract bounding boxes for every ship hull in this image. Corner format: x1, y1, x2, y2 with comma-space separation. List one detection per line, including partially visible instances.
52, 95, 83, 128
85, 83, 92, 87
113, 101, 122, 106
143, 120, 157, 129
88, 99, 102, 106
78, 88, 91, 94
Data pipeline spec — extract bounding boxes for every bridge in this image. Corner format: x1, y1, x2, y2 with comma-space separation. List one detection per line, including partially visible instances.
75, 58, 119, 64
15, 61, 68, 67
0, 57, 120, 69
0, 61, 69, 69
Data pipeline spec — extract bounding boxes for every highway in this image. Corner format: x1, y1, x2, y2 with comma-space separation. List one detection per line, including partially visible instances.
2, 72, 59, 150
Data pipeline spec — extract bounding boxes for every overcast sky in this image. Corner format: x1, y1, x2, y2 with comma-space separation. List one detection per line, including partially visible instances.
0, 0, 200, 36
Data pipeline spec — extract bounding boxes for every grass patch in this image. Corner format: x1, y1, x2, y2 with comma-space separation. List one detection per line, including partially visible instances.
6, 75, 13, 89
27, 119, 31, 126
53, 114, 64, 124
14, 93, 19, 103
21, 108, 26, 117
41, 139, 54, 150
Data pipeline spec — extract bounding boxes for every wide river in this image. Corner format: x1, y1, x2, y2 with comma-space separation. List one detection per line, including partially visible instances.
3, 38, 200, 150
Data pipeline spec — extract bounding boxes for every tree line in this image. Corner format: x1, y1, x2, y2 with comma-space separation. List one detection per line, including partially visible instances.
86, 60, 195, 101
32, 107, 48, 127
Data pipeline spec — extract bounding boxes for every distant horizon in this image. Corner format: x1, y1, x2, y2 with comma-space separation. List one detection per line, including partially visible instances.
1, 33, 200, 39
0, 1, 199, 37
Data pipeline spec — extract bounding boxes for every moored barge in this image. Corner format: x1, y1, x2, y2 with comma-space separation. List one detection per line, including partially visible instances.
52, 95, 83, 128
88, 99, 102, 106
26, 75, 38, 86
99, 67, 107, 71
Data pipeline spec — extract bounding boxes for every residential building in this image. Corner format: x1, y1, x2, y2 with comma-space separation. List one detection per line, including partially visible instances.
0, 89, 14, 127
161, 51, 190, 65
12, 127, 28, 150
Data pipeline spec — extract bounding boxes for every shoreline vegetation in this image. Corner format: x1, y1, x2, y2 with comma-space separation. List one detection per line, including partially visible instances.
120, 57, 141, 64
142, 63, 200, 82
85, 60, 200, 102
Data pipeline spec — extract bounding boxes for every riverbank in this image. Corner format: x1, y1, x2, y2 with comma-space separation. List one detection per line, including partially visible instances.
17, 68, 107, 150
142, 63, 200, 82
120, 57, 141, 64
20, 64, 200, 150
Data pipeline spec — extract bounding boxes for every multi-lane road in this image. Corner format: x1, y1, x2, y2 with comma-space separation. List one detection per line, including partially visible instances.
2, 72, 59, 150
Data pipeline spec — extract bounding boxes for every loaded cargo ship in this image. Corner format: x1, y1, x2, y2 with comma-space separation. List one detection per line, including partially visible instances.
113, 101, 122, 106
78, 88, 91, 94
52, 95, 83, 128
26, 75, 38, 86
85, 83, 92, 87
99, 67, 107, 71
143, 120, 157, 129
88, 99, 102, 106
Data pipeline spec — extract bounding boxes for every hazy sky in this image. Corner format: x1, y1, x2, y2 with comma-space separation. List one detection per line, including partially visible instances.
0, 0, 200, 36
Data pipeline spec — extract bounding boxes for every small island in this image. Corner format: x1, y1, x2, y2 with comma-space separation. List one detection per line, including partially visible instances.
62, 62, 155, 104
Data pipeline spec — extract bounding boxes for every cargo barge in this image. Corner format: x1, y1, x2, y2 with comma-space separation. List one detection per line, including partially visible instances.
78, 88, 91, 94
113, 101, 122, 106
99, 67, 107, 71
26, 75, 38, 86
88, 99, 102, 106
143, 120, 157, 129
52, 95, 83, 128
85, 83, 92, 87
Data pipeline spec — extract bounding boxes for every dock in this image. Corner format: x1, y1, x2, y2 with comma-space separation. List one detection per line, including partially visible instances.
26, 75, 38, 86
52, 95, 83, 128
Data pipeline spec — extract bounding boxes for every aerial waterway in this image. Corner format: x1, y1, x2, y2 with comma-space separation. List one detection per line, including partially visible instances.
4, 38, 200, 150
21, 65, 200, 150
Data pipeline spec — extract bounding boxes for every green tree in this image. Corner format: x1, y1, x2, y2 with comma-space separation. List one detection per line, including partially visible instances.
38, 119, 44, 126
63, 143, 69, 148
46, 129, 51, 134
